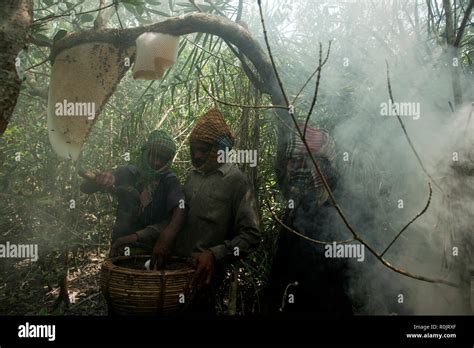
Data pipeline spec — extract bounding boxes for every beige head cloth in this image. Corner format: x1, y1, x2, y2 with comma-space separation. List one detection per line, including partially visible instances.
133, 33, 179, 80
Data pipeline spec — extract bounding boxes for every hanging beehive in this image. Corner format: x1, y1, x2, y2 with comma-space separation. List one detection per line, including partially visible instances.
133, 33, 179, 80
47, 43, 134, 160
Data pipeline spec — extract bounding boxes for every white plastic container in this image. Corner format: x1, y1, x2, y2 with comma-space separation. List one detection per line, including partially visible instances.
133, 32, 179, 80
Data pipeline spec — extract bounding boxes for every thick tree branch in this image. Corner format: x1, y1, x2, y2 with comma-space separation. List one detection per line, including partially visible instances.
443, 0, 455, 44
49, 11, 290, 163
50, 13, 285, 107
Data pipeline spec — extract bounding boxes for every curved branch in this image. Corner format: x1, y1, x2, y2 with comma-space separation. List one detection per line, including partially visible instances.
385, 61, 443, 192
49, 11, 291, 170
254, 8, 456, 287
50, 12, 282, 103
264, 196, 355, 245
47, 11, 457, 288
380, 183, 432, 257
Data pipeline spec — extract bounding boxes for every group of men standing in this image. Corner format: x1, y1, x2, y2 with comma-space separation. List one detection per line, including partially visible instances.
81, 108, 353, 317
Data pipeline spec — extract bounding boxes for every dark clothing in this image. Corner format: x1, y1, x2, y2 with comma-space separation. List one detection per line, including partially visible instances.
264, 200, 354, 318
80, 165, 184, 242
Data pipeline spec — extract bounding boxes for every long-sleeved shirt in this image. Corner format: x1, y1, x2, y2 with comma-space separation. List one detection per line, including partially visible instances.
80, 165, 184, 241
173, 163, 260, 263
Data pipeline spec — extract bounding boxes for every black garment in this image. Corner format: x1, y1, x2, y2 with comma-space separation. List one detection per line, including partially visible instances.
264, 201, 354, 319
80, 165, 184, 242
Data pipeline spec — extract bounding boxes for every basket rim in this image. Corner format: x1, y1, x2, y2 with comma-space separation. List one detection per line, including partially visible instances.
102, 255, 195, 276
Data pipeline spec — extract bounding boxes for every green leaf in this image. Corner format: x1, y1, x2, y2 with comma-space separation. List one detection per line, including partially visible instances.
136, 4, 145, 15
123, 2, 138, 15
145, 0, 161, 4
38, 307, 50, 315
121, 0, 145, 5
43, 0, 54, 6
32, 33, 52, 45
80, 14, 95, 23
148, 8, 170, 16
53, 30, 68, 43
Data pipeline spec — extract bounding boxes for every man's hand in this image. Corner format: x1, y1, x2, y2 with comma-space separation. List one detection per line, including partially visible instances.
95, 171, 115, 188
150, 241, 171, 270
192, 250, 216, 289
110, 233, 138, 256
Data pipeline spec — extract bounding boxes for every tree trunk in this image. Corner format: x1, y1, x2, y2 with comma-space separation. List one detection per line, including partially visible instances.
0, 0, 33, 134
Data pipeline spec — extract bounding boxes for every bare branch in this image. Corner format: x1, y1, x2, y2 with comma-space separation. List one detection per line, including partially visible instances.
443, 0, 455, 44
114, 0, 123, 30
292, 40, 331, 106
386, 61, 443, 192
236, 0, 243, 23
198, 77, 286, 110
257, 0, 289, 106
25, 57, 49, 71
264, 196, 355, 245
253, 2, 456, 287
303, 42, 323, 138
381, 183, 433, 257
33, 2, 115, 24
94, 0, 107, 31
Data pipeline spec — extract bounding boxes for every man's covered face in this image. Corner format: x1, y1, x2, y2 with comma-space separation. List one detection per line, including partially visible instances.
190, 140, 213, 168
148, 144, 170, 170
286, 155, 314, 194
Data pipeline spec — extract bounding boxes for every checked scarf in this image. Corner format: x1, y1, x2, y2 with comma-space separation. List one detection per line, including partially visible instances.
189, 108, 234, 173
285, 124, 336, 207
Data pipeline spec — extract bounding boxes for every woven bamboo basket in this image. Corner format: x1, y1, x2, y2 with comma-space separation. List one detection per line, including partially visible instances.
100, 255, 195, 315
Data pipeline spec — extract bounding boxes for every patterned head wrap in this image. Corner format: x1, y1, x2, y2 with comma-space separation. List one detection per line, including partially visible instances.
284, 123, 337, 207
189, 108, 234, 173
138, 129, 176, 184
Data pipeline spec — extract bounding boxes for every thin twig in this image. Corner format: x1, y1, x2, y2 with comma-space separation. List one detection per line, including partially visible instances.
303, 42, 323, 138
380, 183, 433, 257
270, 109, 301, 137
290, 103, 456, 287
256, 2, 456, 286
33, 3, 115, 24
264, 197, 355, 245
114, 0, 124, 30
257, 0, 289, 106
292, 40, 332, 106
66, 292, 101, 311
385, 61, 443, 192
185, 37, 239, 67
198, 77, 287, 110
25, 58, 50, 72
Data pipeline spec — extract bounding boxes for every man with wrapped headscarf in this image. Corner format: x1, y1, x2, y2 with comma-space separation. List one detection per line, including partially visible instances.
263, 123, 353, 318
173, 108, 261, 314
80, 130, 185, 269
